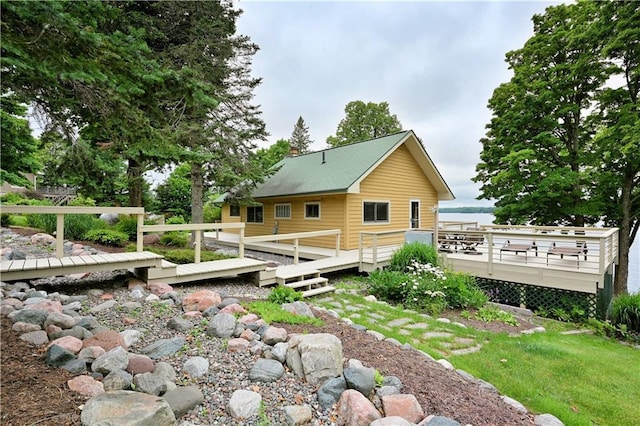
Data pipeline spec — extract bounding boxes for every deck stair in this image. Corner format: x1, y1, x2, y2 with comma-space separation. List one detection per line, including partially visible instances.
275, 265, 335, 298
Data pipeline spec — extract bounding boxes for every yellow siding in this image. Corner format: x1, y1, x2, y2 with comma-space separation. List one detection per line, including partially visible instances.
345, 143, 438, 249
220, 204, 242, 234
245, 194, 347, 249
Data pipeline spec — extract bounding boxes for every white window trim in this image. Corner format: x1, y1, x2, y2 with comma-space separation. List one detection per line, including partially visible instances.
274, 203, 292, 219
362, 200, 391, 225
304, 202, 321, 220
409, 199, 421, 229
246, 204, 264, 224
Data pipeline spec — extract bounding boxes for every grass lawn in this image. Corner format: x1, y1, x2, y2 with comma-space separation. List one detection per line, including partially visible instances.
450, 327, 640, 425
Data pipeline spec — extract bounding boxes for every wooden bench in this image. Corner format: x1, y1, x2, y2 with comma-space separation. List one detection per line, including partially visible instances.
546, 242, 588, 268
0, 251, 164, 282
499, 241, 537, 263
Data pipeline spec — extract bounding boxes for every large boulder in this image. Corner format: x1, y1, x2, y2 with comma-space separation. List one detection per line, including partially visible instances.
336, 389, 381, 426
286, 333, 343, 385
81, 390, 175, 425
182, 290, 221, 312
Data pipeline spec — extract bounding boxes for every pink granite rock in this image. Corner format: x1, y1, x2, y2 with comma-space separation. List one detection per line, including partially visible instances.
128, 278, 146, 290
25, 300, 63, 313
336, 389, 382, 426
82, 330, 127, 351
2, 298, 24, 309
182, 290, 221, 312
143, 234, 161, 245
262, 326, 288, 345
227, 338, 250, 353
13, 321, 42, 333
127, 353, 155, 375
68, 375, 105, 397
220, 303, 246, 314
31, 233, 56, 245
147, 282, 174, 296
240, 329, 258, 341
381, 394, 425, 423
238, 313, 259, 325
183, 311, 203, 319
47, 336, 83, 354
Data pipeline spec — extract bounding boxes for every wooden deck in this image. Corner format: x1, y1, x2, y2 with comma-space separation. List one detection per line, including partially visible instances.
147, 257, 267, 285
0, 251, 164, 282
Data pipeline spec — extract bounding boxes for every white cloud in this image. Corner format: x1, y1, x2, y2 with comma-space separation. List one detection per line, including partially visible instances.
236, 1, 562, 206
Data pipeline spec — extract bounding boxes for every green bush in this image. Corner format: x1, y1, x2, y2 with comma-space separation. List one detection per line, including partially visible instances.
388, 242, 439, 272
159, 231, 188, 247
69, 195, 96, 206
267, 286, 303, 304
166, 215, 186, 225
0, 192, 28, 204
610, 293, 640, 333
116, 216, 139, 241
203, 203, 221, 223
28, 211, 104, 240
84, 229, 129, 247
0, 214, 10, 227
441, 271, 487, 309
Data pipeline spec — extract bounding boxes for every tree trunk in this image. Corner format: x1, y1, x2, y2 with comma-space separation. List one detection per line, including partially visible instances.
127, 158, 143, 207
613, 171, 634, 296
190, 162, 204, 242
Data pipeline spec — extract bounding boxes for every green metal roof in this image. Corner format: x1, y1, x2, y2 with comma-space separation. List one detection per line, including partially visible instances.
251, 130, 455, 200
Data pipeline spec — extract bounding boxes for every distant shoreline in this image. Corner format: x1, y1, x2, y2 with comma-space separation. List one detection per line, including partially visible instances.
438, 207, 495, 214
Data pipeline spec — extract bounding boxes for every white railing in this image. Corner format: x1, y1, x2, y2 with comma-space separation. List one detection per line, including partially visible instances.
139, 222, 246, 263
358, 229, 407, 270
244, 229, 341, 264
0, 205, 146, 258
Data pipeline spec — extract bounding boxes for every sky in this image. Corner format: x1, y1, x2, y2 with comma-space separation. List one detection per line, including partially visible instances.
234, 0, 563, 207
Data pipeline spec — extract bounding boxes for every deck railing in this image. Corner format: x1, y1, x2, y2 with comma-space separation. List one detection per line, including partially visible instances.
244, 229, 341, 264
0, 206, 146, 258
139, 222, 246, 263
358, 229, 407, 270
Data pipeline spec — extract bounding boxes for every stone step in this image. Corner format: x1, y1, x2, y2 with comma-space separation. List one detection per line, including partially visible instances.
301, 285, 336, 298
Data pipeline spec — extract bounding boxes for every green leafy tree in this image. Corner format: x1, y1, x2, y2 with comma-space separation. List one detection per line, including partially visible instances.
254, 139, 291, 171
290, 116, 313, 153
0, 95, 41, 187
326, 101, 402, 147
155, 163, 196, 220
474, 1, 638, 294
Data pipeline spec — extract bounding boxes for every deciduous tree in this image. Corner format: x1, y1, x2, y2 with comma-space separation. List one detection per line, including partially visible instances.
326, 101, 402, 147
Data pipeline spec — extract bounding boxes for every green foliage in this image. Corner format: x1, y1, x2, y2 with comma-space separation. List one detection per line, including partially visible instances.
388, 242, 439, 272
128, 245, 232, 264
267, 286, 303, 305
374, 370, 384, 387
0, 192, 28, 204
610, 293, 640, 333
246, 301, 323, 326
326, 101, 403, 147
155, 163, 193, 220
474, 306, 519, 326
159, 232, 188, 247
28, 212, 104, 241
68, 195, 96, 207
253, 139, 291, 171
116, 216, 139, 241
83, 229, 129, 247
166, 215, 186, 225
0, 214, 10, 227
203, 203, 221, 223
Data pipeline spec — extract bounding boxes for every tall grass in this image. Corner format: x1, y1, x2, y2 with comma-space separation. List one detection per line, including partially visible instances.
610, 293, 640, 333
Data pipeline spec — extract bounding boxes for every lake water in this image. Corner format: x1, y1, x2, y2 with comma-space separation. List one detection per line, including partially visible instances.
439, 212, 639, 294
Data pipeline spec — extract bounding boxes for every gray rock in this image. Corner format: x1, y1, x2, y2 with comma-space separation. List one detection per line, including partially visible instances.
183, 356, 209, 378
283, 404, 313, 426
81, 390, 175, 425
371, 417, 414, 426
134, 372, 168, 396
249, 358, 285, 382
219, 297, 240, 308
120, 329, 142, 347
153, 362, 177, 381
19, 330, 49, 346
167, 317, 194, 331
502, 395, 528, 413
89, 300, 117, 314
478, 379, 497, 393
376, 385, 401, 397
63, 301, 83, 312
262, 326, 288, 345
163, 386, 205, 418
23, 296, 48, 305
535, 413, 564, 426
317, 375, 347, 410
202, 306, 219, 317
121, 301, 142, 312
75, 317, 102, 333
206, 313, 236, 338
455, 369, 476, 381
286, 333, 343, 385
92, 346, 130, 375
281, 301, 315, 317
271, 342, 288, 363
44, 344, 76, 367
382, 375, 403, 389
140, 337, 186, 359
12, 308, 48, 327
227, 389, 262, 419
104, 370, 133, 391
344, 366, 376, 397
62, 358, 88, 374
50, 325, 93, 341
99, 213, 119, 225
425, 415, 462, 425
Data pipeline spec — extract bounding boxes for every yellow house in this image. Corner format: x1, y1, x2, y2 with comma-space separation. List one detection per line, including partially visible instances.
220, 130, 454, 250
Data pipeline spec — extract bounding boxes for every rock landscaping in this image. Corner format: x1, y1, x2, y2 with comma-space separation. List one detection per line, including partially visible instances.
1, 227, 564, 425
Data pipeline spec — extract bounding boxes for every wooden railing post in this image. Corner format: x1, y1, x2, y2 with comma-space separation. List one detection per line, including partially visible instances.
56, 213, 64, 258
194, 231, 201, 264
335, 233, 341, 257
358, 233, 364, 271
136, 214, 144, 252
372, 234, 378, 270
239, 228, 245, 259
293, 239, 299, 264
487, 232, 494, 275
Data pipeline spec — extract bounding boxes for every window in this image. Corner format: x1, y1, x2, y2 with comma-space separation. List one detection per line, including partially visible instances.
305, 202, 320, 219
229, 204, 240, 217
275, 203, 291, 219
363, 201, 389, 223
247, 205, 263, 223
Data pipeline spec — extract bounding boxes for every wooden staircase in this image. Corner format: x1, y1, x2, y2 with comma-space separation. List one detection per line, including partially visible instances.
275, 265, 335, 298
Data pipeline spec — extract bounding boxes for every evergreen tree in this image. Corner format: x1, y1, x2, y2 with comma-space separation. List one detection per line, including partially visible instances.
289, 116, 313, 153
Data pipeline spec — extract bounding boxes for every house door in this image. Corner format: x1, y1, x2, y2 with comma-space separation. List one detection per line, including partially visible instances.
410, 200, 420, 229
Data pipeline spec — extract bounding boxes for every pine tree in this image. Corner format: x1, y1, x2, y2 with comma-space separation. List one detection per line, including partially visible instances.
289, 116, 313, 153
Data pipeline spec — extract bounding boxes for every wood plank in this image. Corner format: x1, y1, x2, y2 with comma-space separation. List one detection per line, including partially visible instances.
60, 257, 76, 267
36, 258, 51, 269
22, 259, 38, 271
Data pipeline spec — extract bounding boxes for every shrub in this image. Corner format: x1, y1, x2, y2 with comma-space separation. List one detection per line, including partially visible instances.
0, 214, 10, 227
84, 229, 129, 247
0, 192, 28, 204
116, 216, 139, 241
610, 293, 640, 333
388, 242, 439, 272
267, 286, 303, 304
69, 195, 96, 207
166, 215, 186, 225
159, 231, 188, 247
27, 209, 104, 240
441, 271, 487, 310
203, 203, 221, 223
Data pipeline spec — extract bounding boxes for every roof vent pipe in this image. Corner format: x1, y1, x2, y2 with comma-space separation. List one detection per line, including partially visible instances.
322, 152, 326, 164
